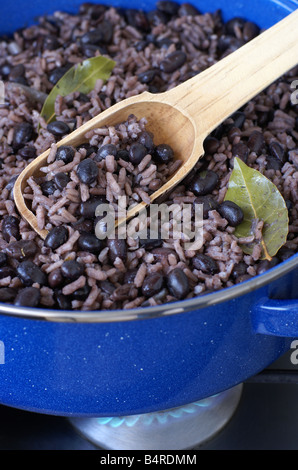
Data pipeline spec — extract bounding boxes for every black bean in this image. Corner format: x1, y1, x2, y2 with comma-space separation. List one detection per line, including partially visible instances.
123, 269, 138, 284
0, 266, 16, 279
79, 196, 107, 219
257, 110, 273, 127
247, 131, 265, 155
147, 9, 168, 26
0, 287, 17, 302
189, 170, 219, 196
81, 43, 107, 57
268, 141, 286, 163
160, 50, 187, 73
73, 218, 94, 234
95, 143, 118, 161
9, 64, 25, 81
232, 142, 249, 163
40, 180, 57, 196
100, 280, 116, 295
44, 226, 69, 250
14, 287, 40, 307
72, 284, 91, 300
152, 247, 177, 261
80, 21, 113, 45
138, 131, 155, 153
266, 155, 283, 171
139, 229, 163, 249
0, 252, 7, 267
178, 3, 201, 17
12, 122, 34, 150
192, 253, 219, 274
79, 3, 106, 18
53, 172, 70, 190
232, 111, 246, 129
138, 69, 157, 84
17, 261, 47, 286
153, 144, 174, 164
221, 37, 245, 56
43, 35, 60, 50
235, 274, 253, 284
285, 199, 293, 212
231, 262, 247, 279
5, 240, 37, 260
55, 145, 75, 164
277, 246, 296, 262
156, 37, 174, 49
77, 143, 97, 157
243, 21, 260, 42
166, 268, 190, 300
47, 120, 71, 138
134, 39, 149, 52
142, 272, 164, 297
218, 200, 244, 226
125, 9, 150, 32
116, 149, 130, 161
227, 127, 242, 143
112, 283, 138, 301
129, 142, 148, 165
217, 35, 237, 53
48, 268, 64, 289
18, 145, 37, 160
77, 158, 99, 185
61, 260, 85, 281
55, 292, 72, 310
156, 1, 180, 16
203, 136, 220, 155
2, 215, 20, 242
193, 195, 218, 219
256, 257, 279, 275
78, 233, 103, 253
48, 64, 72, 85
107, 238, 127, 263
225, 17, 246, 36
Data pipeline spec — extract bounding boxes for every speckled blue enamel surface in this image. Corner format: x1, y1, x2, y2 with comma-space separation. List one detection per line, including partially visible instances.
0, 0, 297, 417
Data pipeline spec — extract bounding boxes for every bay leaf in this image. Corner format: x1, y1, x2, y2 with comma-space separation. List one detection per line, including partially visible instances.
41, 55, 116, 124
224, 157, 289, 260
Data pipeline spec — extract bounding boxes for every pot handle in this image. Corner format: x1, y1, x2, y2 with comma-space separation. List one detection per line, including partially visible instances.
252, 297, 298, 337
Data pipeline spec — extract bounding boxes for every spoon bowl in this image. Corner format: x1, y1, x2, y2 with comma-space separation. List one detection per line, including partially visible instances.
14, 9, 298, 239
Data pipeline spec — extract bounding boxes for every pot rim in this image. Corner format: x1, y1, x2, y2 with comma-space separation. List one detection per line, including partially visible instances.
0, 254, 297, 323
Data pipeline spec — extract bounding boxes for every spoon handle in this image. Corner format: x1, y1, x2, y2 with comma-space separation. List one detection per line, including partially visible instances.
159, 9, 298, 139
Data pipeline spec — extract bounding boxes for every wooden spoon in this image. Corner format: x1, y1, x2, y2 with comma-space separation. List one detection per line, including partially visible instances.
14, 10, 298, 239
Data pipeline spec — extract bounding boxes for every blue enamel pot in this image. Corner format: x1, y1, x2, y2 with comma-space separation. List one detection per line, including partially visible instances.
0, 0, 297, 418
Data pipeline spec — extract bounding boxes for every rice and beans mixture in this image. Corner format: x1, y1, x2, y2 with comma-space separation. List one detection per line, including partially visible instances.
0, 2, 297, 310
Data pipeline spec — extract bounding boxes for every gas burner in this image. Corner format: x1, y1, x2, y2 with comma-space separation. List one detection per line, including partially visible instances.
69, 385, 243, 450
1, 353, 298, 450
